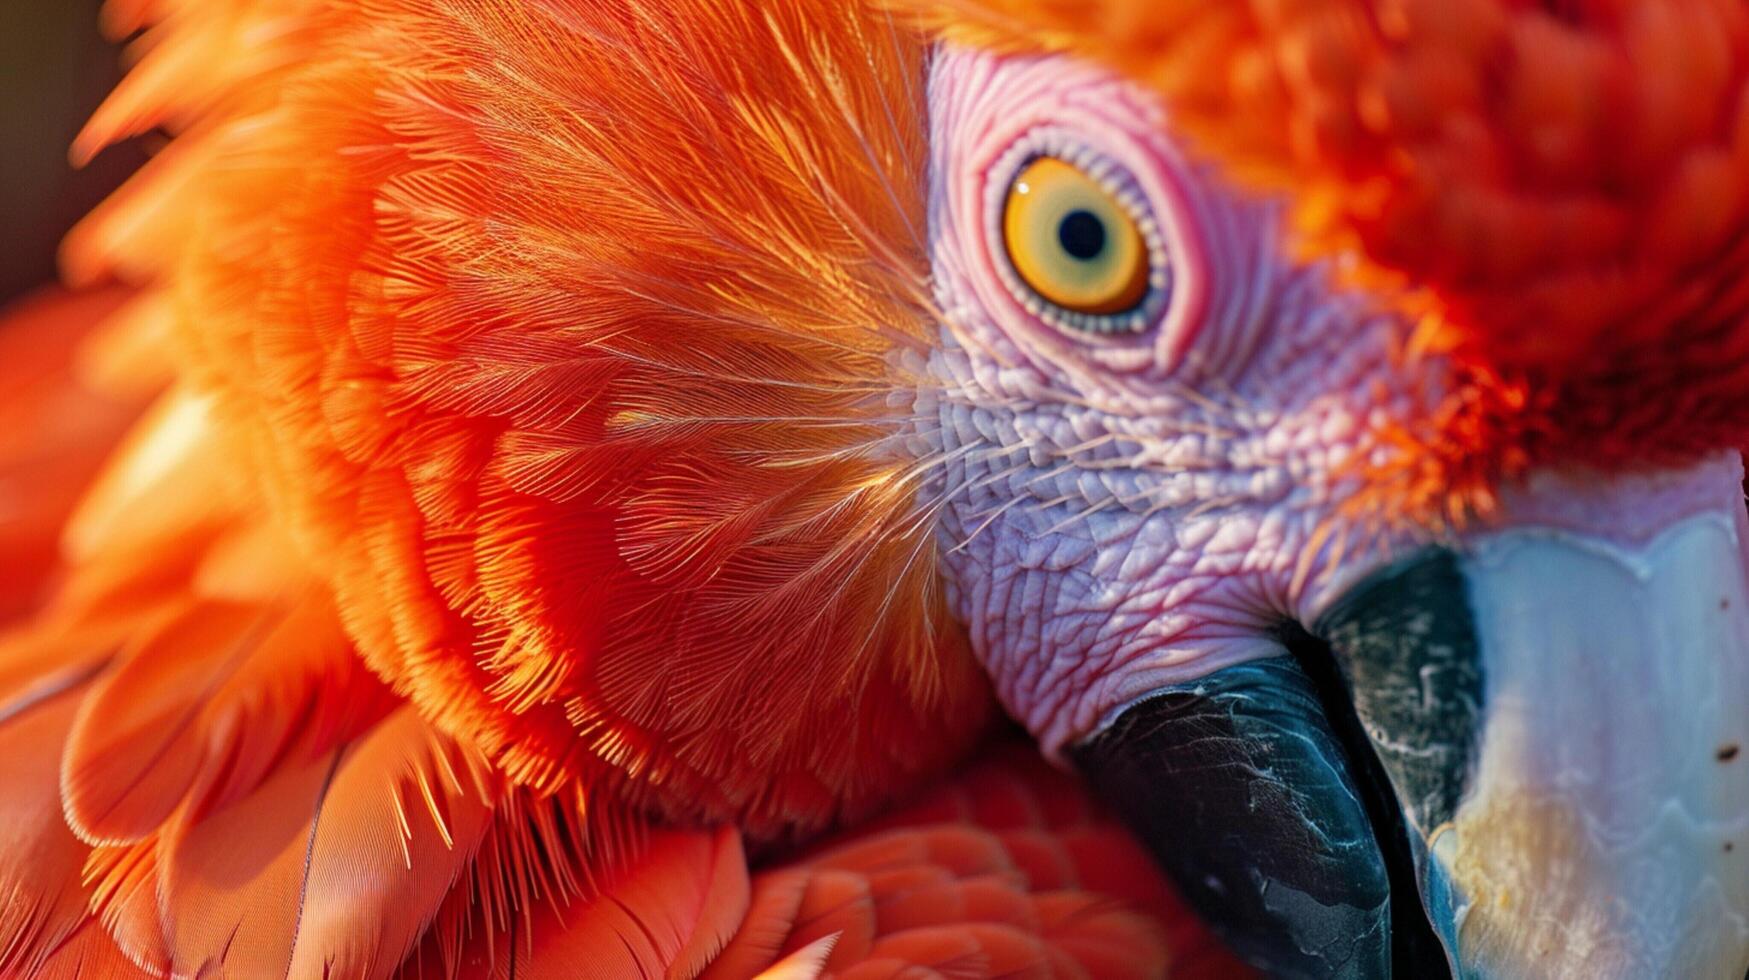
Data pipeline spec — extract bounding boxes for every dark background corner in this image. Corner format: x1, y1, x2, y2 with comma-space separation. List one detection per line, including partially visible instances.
0, 0, 147, 304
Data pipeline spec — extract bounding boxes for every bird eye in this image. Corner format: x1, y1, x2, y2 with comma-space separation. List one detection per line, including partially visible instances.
998, 155, 1162, 334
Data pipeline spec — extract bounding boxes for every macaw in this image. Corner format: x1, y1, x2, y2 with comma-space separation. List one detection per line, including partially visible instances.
3, 0, 1749, 977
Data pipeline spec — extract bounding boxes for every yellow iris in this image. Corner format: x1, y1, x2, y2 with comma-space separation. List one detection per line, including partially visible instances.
1002, 157, 1151, 317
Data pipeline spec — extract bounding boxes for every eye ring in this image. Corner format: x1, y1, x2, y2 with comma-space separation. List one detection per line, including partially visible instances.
985, 130, 1172, 336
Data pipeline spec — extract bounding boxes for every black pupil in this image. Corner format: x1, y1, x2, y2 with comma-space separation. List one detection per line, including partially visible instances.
1057, 210, 1106, 261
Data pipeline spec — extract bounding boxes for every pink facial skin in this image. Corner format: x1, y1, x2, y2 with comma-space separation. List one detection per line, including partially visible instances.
918, 46, 1433, 756
918, 46, 1749, 758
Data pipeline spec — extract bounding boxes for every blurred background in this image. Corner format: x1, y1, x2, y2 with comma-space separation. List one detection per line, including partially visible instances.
0, 0, 146, 303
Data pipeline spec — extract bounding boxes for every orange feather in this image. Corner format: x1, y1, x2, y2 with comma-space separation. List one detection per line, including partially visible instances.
703, 745, 1242, 979
397, 826, 749, 980
62, 594, 391, 845
29, 921, 156, 980
0, 287, 151, 623
134, 708, 495, 977
0, 679, 99, 978
752, 937, 840, 980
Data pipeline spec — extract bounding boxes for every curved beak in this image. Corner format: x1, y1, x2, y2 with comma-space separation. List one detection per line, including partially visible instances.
1073, 458, 1749, 978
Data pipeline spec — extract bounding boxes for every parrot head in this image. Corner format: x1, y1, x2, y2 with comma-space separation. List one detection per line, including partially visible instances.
71, 0, 1749, 976
912, 2, 1749, 975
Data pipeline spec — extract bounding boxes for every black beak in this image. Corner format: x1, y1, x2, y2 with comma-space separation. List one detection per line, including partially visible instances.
1073, 549, 1471, 979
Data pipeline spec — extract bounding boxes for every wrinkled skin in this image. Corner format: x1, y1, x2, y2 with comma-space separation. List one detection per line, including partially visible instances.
922, 49, 1422, 753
